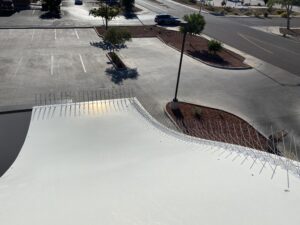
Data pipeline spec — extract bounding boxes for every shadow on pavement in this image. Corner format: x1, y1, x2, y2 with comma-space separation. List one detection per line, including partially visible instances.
0, 111, 32, 177
90, 41, 128, 51
105, 67, 139, 85
40, 11, 61, 19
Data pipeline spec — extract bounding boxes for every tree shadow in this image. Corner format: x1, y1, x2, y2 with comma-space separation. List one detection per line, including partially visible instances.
187, 50, 230, 65
105, 67, 139, 85
123, 12, 137, 19
40, 11, 61, 19
90, 41, 127, 51
0, 11, 16, 17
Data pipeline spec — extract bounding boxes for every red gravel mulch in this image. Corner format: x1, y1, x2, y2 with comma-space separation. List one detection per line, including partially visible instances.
95, 26, 250, 69
166, 102, 278, 153
280, 28, 300, 37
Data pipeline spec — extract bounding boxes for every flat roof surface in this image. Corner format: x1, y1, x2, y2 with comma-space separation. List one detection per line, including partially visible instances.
0, 98, 300, 225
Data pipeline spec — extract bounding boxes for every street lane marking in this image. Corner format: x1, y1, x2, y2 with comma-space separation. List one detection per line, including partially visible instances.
54, 29, 57, 40
51, 55, 54, 75
32, 10, 35, 15
13, 57, 23, 77
265, 40, 300, 56
79, 54, 87, 73
240, 32, 300, 56
74, 29, 80, 39
164, 0, 198, 11
138, 0, 165, 12
31, 29, 35, 41
238, 33, 273, 54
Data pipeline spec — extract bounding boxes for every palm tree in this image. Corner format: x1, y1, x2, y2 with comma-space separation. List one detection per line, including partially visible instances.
173, 13, 206, 102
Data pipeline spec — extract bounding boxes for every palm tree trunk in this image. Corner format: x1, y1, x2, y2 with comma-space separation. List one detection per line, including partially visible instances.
287, 16, 290, 30
173, 31, 187, 102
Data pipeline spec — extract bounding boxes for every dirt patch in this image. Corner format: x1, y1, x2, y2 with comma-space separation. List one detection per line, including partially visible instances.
107, 52, 126, 70
280, 28, 300, 37
166, 102, 279, 154
95, 26, 249, 69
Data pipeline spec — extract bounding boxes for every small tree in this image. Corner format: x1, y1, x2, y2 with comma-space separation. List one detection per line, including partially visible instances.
90, 1, 120, 30
122, 0, 135, 13
173, 13, 205, 102
104, 27, 132, 52
268, 0, 300, 30
208, 40, 223, 55
42, 0, 62, 15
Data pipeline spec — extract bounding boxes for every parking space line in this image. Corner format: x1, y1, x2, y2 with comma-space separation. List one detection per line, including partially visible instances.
51, 55, 54, 75
32, 10, 35, 15
13, 57, 23, 77
54, 29, 57, 40
79, 54, 87, 73
74, 29, 80, 39
31, 29, 35, 41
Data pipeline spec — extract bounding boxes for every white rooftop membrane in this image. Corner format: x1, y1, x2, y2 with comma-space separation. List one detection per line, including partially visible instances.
1, 98, 300, 225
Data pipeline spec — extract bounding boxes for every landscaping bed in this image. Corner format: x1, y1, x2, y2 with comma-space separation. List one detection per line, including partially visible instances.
165, 102, 277, 153
107, 52, 127, 70
96, 26, 249, 69
280, 28, 300, 37
171, 0, 300, 17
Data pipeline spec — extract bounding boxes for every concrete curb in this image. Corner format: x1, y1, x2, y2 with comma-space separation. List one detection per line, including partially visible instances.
0, 104, 33, 113
93, 26, 103, 38
163, 105, 182, 132
0, 26, 94, 29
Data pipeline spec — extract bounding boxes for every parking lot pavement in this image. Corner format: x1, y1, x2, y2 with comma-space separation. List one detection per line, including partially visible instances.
120, 38, 300, 141
0, 28, 113, 107
0, 4, 155, 28
1, 30, 299, 144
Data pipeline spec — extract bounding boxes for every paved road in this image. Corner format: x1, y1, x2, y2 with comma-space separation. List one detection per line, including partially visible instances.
137, 0, 300, 76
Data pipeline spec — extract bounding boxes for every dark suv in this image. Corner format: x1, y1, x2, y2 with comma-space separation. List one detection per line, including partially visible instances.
0, 0, 14, 14
154, 14, 180, 26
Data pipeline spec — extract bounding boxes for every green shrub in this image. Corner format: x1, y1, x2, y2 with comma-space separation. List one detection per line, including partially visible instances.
205, 4, 215, 12
244, 11, 252, 16
192, 107, 202, 119
281, 12, 288, 18
254, 11, 261, 17
224, 7, 233, 12
104, 27, 132, 51
276, 9, 285, 15
208, 39, 223, 54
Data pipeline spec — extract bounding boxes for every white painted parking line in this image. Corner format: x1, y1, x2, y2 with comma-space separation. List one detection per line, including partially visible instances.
32, 10, 35, 15
13, 57, 23, 77
74, 29, 80, 39
54, 29, 57, 40
31, 29, 35, 41
79, 54, 87, 73
51, 55, 54, 75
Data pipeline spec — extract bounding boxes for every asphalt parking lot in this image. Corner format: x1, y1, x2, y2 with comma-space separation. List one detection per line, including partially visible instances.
0, 28, 299, 146
0, 28, 113, 107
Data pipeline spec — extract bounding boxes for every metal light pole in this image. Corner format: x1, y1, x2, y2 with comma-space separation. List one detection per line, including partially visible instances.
173, 22, 188, 102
